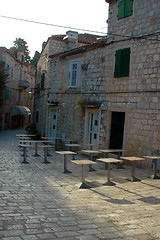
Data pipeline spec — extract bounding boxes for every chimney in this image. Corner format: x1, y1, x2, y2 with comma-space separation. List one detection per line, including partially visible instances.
63, 31, 78, 50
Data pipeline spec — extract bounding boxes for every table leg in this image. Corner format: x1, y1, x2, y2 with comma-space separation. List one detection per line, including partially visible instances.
70, 147, 76, 160
33, 142, 40, 157
104, 163, 115, 186
89, 154, 96, 172
43, 148, 51, 164
22, 147, 29, 164
47, 147, 52, 156
150, 160, 160, 179
63, 155, 72, 174
21, 142, 27, 156
105, 153, 108, 170
129, 162, 140, 182
116, 152, 125, 169
80, 165, 91, 188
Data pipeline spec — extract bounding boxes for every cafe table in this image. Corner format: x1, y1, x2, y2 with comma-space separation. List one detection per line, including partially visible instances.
144, 156, 160, 179
55, 151, 77, 173
39, 144, 54, 164
19, 144, 34, 164
65, 143, 80, 160
96, 158, 123, 186
41, 137, 56, 156
120, 156, 145, 182
81, 150, 100, 172
71, 160, 97, 188
99, 149, 126, 169
18, 136, 32, 148
20, 140, 52, 157
16, 134, 35, 137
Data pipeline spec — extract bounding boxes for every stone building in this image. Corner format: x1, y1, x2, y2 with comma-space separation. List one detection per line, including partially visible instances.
0, 47, 35, 130
35, 31, 102, 136
35, 0, 160, 169
103, 0, 160, 168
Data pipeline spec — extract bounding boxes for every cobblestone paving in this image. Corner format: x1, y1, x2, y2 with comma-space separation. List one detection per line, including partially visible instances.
0, 129, 160, 239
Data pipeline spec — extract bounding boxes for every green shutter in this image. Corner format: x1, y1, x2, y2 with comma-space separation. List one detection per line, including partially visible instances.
114, 49, 122, 78
125, 0, 133, 17
121, 48, 131, 77
118, 0, 125, 19
6, 90, 11, 102
5, 90, 9, 101
9, 90, 12, 101
41, 73, 45, 89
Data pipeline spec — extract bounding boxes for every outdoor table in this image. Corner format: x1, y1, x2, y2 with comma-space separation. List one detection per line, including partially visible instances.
71, 160, 97, 188
65, 143, 80, 160
39, 145, 54, 164
41, 137, 56, 156
99, 149, 126, 169
19, 144, 34, 164
120, 156, 145, 182
96, 158, 123, 186
144, 156, 160, 179
21, 140, 52, 157
55, 151, 77, 173
81, 150, 100, 172
16, 134, 35, 137
83, 144, 98, 150
19, 136, 31, 148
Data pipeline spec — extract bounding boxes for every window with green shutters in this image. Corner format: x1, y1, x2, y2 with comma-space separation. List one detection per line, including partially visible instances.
41, 73, 45, 89
5, 89, 12, 102
114, 48, 131, 78
118, 0, 133, 20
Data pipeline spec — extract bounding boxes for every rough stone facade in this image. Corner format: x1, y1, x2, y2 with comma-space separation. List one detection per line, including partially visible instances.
35, 32, 102, 136
0, 48, 35, 130
35, 0, 160, 169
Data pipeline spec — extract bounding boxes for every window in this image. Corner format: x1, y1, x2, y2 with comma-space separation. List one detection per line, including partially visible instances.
41, 73, 45, 89
11, 68, 13, 78
69, 61, 79, 88
5, 90, 12, 102
118, 0, 133, 20
16, 91, 19, 102
20, 92, 23, 102
114, 47, 131, 78
36, 111, 39, 123
6, 64, 9, 75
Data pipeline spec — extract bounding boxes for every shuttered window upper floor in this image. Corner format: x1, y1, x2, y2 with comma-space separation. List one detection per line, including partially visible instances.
118, 0, 133, 19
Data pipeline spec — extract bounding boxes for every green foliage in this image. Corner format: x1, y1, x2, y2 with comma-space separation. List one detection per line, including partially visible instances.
12, 38, 40, 67
31, 51, 40, 67
76, 101, 85, 109
26, 122, 41, 140
0, 61, 7, 106
13, 37, 31, 63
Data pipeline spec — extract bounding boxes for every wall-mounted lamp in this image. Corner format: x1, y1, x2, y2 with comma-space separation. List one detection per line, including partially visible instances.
28, 91, 34, 100
100, 103, 107, 111
127, 102, 133, 109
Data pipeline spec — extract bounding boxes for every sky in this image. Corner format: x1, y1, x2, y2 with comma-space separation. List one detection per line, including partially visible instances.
0, 0, 109, 58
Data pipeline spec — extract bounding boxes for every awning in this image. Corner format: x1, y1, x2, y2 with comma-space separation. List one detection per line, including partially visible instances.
11, 106, 31, 116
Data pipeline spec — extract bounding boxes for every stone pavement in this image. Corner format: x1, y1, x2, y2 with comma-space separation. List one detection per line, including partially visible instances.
0, 129, 160, 240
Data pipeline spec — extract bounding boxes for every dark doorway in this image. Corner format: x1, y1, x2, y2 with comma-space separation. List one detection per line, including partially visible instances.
109, 111, 125, 149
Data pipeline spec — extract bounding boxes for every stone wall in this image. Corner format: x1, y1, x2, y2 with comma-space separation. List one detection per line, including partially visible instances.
107, 0, 160, 41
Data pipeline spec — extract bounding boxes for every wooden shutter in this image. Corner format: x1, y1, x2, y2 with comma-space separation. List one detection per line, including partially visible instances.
114, 49, 122, 78
5, 90, 9, 101
118, 0, 125, 19
125, 0, 133, 17
41, 73, 45, 89
121, 48, 131, 77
